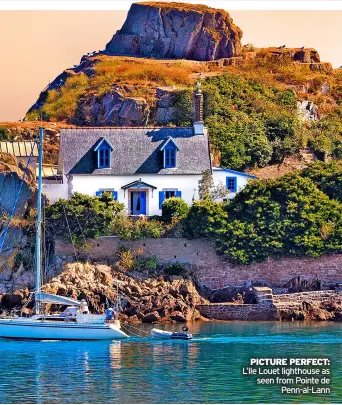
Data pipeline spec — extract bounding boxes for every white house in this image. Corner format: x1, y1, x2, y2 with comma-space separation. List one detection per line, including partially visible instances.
212, 167, 256, 200
56, 85, 256, 216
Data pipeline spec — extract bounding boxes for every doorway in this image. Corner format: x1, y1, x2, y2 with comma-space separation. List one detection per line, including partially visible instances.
131, 191, 146, 215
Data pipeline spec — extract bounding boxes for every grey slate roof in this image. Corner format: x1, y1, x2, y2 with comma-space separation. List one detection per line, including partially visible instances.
59, 127, 211, 175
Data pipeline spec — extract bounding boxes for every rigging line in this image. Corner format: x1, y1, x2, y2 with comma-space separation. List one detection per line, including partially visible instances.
62, 204, 78, 262
42, 196, 48, 282
49, 166, 79, 263
120, 324, 147, 338
0, 138, 38, 253
75, 214, 91, 262
121, 322, 150, 336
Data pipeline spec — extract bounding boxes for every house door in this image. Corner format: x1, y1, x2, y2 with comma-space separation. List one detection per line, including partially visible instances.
131, 191, 146, 215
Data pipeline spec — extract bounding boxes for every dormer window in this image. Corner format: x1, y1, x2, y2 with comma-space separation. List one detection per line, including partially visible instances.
99, 148, 110, 168
93, 137, 114, 169
160, 137, 179, 169
165, 147, 176, 168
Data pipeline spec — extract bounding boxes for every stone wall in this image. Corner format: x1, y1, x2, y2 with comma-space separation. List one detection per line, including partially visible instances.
55, 237, 342, 289
197, 287, 277, 320
273, 290, 339, 304
196, 288, 342, 321
196, 303, 277, 321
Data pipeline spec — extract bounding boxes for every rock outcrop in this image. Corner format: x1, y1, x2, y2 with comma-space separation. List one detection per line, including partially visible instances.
297, 100, 318, 121
74, 89, 150, 126
105, 2, 242, 61
0, 262, 208, 323
263, 47, 320, 63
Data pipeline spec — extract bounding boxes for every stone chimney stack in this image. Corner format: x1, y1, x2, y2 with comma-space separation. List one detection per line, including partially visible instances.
193, 78, 204, 135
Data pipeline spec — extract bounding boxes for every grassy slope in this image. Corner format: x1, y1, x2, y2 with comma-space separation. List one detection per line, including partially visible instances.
5, 51, 342, 171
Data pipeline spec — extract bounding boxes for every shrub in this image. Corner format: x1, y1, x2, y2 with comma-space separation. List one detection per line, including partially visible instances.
183, 199, 228, 238
172, 89, 193, 126
301, 161, 342, 203
164, 262, 187, 276
141, 255, 158, 271
111, 215, 165, 240
45, 192, 125, 244
202, 74, 299, 170
0, 127, 10, 141
116, 248, 139, 272
162, 197, 189, 224
116, 248, 158, 272
216, 174, 342, 263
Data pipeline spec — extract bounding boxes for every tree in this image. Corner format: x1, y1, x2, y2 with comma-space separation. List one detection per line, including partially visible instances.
198, 170, 229, 200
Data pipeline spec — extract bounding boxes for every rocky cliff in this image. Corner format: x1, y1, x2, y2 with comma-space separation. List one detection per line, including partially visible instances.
105, 2, 242, 61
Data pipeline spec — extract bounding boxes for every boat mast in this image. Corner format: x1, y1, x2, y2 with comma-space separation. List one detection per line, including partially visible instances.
35, 127, 43, 315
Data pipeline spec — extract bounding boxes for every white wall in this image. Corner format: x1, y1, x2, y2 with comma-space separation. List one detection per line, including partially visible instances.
212, 168, 253, 200
43, 183, 68, 204
70, 174, 202, 216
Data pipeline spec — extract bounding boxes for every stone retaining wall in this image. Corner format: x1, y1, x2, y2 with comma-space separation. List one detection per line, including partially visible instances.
197, 287, 277, 321
273, 290, 340, 304
196, 303, 277, 321
197, 288, 342, 321
56, 237, 342, 289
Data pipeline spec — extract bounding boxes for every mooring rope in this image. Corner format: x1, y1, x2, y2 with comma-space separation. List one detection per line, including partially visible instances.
121, 323, 150, 338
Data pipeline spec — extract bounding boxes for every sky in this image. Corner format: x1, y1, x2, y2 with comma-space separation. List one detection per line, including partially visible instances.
0, 8, 342, 122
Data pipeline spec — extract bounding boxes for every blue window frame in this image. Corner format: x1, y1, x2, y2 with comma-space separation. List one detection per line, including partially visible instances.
160, 137, 179, 169
96, 190, 118, 200
98, 147, 110, 168
159, 190, 182, 209
94, 138, 113, 169
226, 176, 237, 192
164, 147, 176, 168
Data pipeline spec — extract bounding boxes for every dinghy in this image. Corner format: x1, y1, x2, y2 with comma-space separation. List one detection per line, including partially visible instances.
151, 328, 193, 340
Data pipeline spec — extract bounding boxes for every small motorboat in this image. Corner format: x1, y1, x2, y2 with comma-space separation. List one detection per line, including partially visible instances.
150, 328, 193, 340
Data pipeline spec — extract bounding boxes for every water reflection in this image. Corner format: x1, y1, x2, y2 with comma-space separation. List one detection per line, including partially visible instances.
0, 322, 341, 403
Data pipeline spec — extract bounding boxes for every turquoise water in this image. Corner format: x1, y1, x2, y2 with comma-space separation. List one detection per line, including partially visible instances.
0, 321, 341, 403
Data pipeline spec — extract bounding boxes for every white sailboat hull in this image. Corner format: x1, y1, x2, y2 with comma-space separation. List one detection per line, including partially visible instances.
0, 318, 129, 340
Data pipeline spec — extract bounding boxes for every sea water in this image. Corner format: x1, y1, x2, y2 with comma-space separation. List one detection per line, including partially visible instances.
0, 321, 341, 403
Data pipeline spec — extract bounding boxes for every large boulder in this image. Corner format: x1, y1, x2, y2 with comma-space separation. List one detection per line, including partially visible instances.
105, 2, 242, 61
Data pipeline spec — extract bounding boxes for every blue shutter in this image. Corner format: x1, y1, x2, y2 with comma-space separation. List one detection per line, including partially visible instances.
159, 191, 165, 209
112, 191, 118, 201
175, 191, 182, 198
96, 191, 102, 196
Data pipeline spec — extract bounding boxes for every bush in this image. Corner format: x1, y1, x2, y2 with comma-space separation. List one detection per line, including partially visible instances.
164, 262, 187, 276
45, 192, 125, 244
116, 248, 158, 272
162, 197, 189, 224
183, 199, 228, 238
110, 215, 164, 240
216, 174, 342, 263
116, 248, 141, 272
202, 74, 300, 170
0, 127, 10, 141
301, 161, 342, 203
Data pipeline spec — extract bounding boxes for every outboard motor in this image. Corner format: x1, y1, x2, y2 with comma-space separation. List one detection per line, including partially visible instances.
151, 325, 193, 340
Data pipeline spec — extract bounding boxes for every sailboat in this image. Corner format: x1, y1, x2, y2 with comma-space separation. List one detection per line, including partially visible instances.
0, 128, 129, 340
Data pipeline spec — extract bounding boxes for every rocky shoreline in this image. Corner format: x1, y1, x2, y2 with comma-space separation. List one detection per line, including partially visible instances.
1, 261, 342, 324
0, 262, 208, 323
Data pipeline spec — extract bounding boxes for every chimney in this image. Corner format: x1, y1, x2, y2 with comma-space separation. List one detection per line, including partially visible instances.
193, 78, 204, 135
